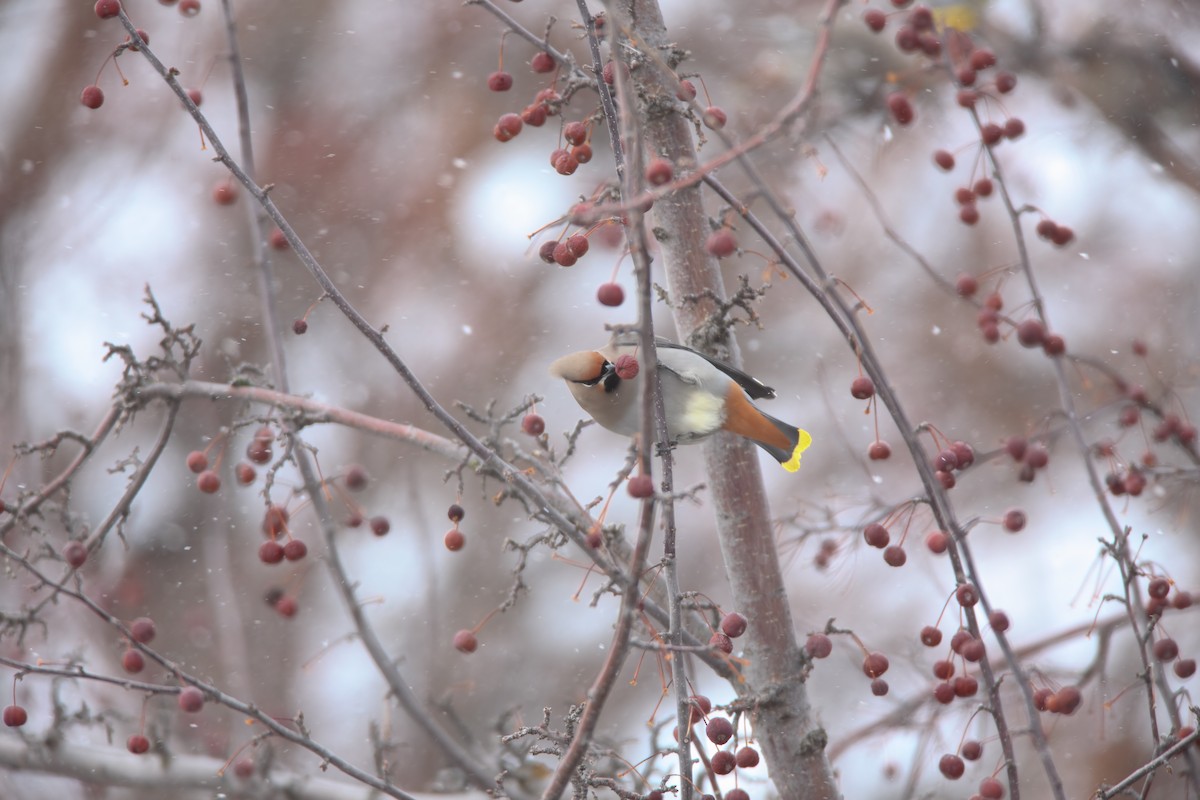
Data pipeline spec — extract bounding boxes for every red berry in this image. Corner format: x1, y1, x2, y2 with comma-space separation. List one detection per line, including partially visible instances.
954, 675, 979, 697
920, 625, 943, 646
959, 204, 980, 225
706, 228, 737, 257
233, 462, 255, 485
184, 450, 208, 474
939, 754, 965, 779
961, 638, 986, 662
127, 734, 150, 753
1016, 319, 1046, 347
703, 106, 727, 130
564, 234, 589, 258
934, 448, 959, 471
989, 610, 1010, 632
951, 440, 975, 468
979, 777, 1005, 798
675, 79, 697, 101
883, 545, 907, 567
709, 632, 733, 653
179, 0, 200, 15
862, 651, 889, 678
645, 158, 674, 186
552, 242, 576, 267
493, 113, 523, 142
185, 88, 202, 107
688, 694, 712, 723
1051, 225, 1074, 246
614, 354, 639, 380
1174, 659, 1196, 678
850, 376, 875, 399
196, 470, 221, 494
957, 66, 978, 86
732, 745, 760, 769
711, 750, 736, 775
895, 25, 918, 52
563, 121, 588, 146
292, 318, 308, 335
521, 413, 546, 436
521, 104, 547, 127
247, 440, 272, 465
486, 71, 513, 92
274, 595, 298, 617
974, 178, 994, 197
1024, 442, 1049, 468
453, 629, 478, 653
1002, 509, 1026, 532
125, 29, 150, 51
628, 475, 654, 498
444, 529, 465, 551
178, 687, 205, 713
553, 151, 579, 176
933, 682, 955, 704
81, 85, 105, 109
63, 540, 88, 568
962, 740, 983, 760
706, 716, 734, 745
571, 143, 593, 163
370, 516, 390, 536
956, 583, 980, 607
805, 633, 833, 659
122, 648, 145, 673
863, 522, 889, 549
212, 182, 238, 206
130, 617, 156, 644
933, 149, 955, 171
1148, 577, 1171, 599
283, 539, 307, 561
538, 241, 558, 264
1004, 117, 1025, 139
258, 541, 285, 564
970, 49, 997, 70
868, 440, 892, 460
925, 530, 949, 554
597, 283, 625, 307
994, 71, 1017, 93
3, 705, 27, 727
95, 0, 121, 18
531, 52, 555, 73
720, 612, 748, 639
863, 8, 887, 31
886, 93, 914, 125
933, 659, 954, 679
1153, 638, 1179, 662
956, 89, 978, 108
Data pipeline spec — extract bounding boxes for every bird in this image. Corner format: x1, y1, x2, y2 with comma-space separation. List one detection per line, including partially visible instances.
549, 337, 812, 472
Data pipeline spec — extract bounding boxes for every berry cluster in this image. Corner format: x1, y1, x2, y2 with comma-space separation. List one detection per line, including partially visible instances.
1001, 435, 1050, 483
708, 611, 748, 654
84, 1, 203, 112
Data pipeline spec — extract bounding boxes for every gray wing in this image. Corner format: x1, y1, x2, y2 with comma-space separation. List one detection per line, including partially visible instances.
653, 340, 776, 400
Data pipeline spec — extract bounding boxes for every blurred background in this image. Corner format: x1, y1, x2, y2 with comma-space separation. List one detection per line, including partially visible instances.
1, 0, 1199, 797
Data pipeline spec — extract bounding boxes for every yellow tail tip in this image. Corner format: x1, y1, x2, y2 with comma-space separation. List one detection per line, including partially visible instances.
781, 429, 813, 473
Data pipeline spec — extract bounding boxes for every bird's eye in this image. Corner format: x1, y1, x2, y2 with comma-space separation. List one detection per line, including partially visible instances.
580, 360, 614, 387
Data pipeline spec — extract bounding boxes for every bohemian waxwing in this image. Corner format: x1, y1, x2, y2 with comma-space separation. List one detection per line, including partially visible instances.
549, 337, 812, 472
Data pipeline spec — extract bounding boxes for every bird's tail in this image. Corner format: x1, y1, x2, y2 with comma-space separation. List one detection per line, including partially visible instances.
753, 412, 813, 473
